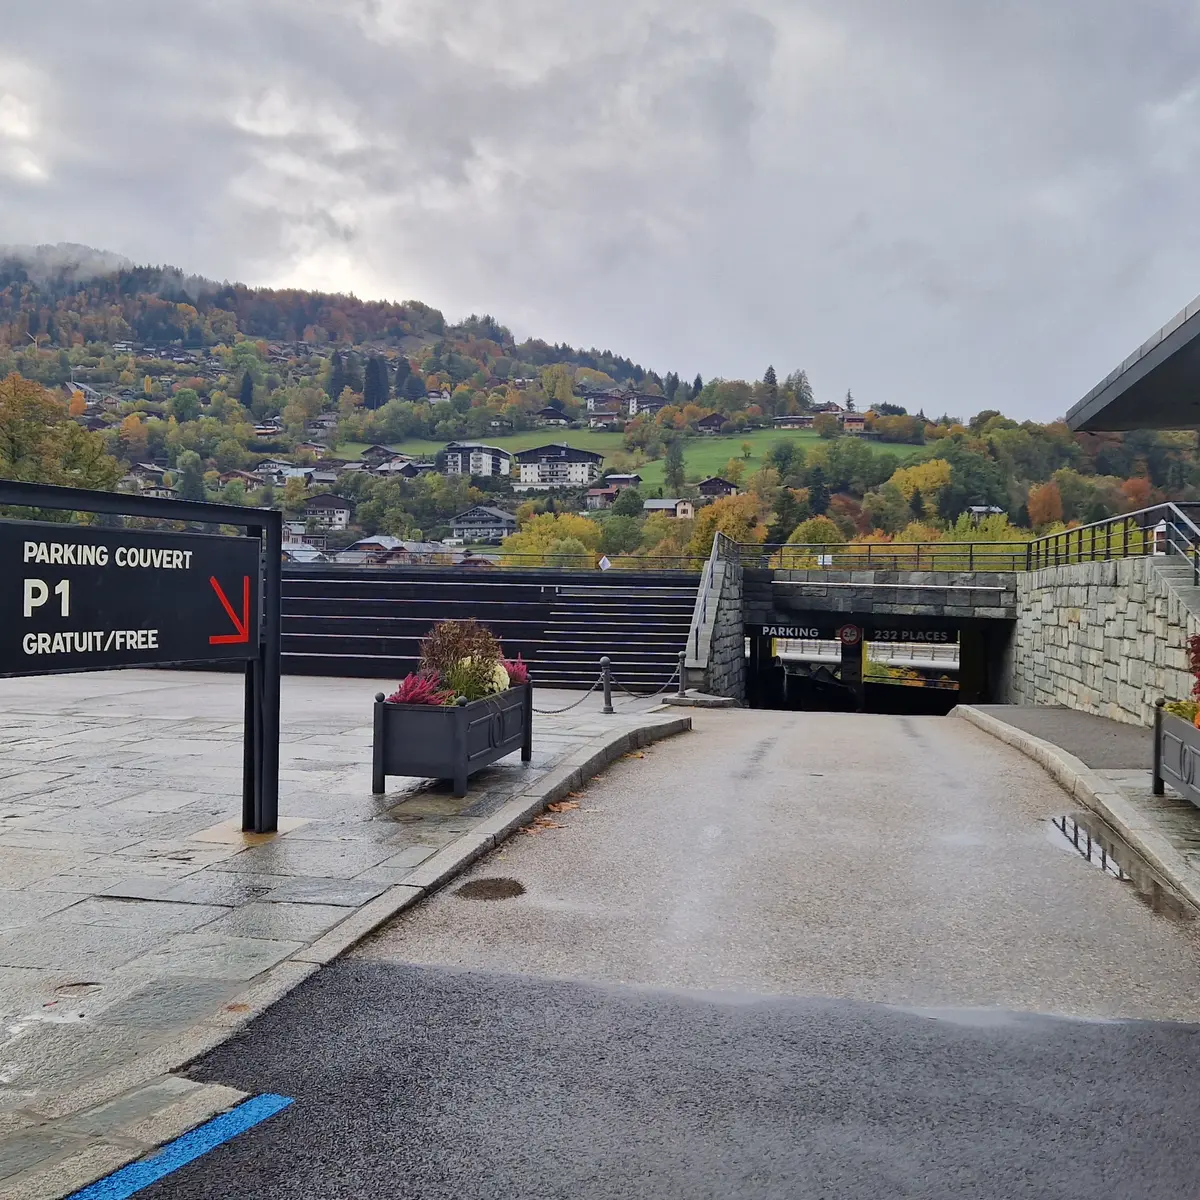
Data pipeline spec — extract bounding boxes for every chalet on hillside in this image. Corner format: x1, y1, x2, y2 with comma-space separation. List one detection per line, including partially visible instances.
772, 414, 814, 429
643, 498, 694, 520
585, 486, 619, 510
696, 413, 727, 435
450, 506, 518, 543
304, 493, 352, 530
535, 406, 570, 427
697, 477, 738, 498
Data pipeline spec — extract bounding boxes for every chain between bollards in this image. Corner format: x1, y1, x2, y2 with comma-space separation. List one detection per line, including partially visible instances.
600, 656, 614, 714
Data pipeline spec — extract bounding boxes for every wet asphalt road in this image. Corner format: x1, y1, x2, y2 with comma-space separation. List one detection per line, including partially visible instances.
147, 711, 1200, 1198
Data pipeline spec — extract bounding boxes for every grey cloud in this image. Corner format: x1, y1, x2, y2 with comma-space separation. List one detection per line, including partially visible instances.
3, 1, 1200, 418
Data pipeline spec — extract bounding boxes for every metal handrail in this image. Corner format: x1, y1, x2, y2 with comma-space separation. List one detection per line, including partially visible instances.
1027, 502, 1200, 583
737, 541, 1029, 572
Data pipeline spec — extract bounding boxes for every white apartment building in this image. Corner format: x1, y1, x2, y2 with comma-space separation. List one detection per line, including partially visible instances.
440, 442, 512, 477
513, 443, 604, 492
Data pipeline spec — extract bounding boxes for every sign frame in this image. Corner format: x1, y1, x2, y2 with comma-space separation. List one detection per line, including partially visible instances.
0, 480, 283, 833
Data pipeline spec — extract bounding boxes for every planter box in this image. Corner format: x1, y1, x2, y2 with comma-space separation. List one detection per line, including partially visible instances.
372, 683, 532, 797
1154, 705, 1200, 810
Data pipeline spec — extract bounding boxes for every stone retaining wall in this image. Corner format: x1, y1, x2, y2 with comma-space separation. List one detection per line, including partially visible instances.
745, 569, 1018, 623
684, 559, 746, 701
1008, 557, 1197, 727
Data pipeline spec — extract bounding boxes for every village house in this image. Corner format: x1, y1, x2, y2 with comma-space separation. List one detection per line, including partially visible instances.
696, 413, 727, 435
643, 498, 695, 520
535, 406, 570, 427
628, 394, 669, 417
603, 473, 642, 490
697, 476, 739, 499
772, 414, 814, 430
304, 493, 352, 530
588, 411, 624, 430
218, 469, 265, 487
585, 486, 620, 510
450, 506, 519, 543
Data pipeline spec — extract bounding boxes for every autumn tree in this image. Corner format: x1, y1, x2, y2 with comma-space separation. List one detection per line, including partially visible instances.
0, 374, 120, 494
687, 493, 766, 556
787, 516, 843, 545
68, 391, 86, 418
1027, 480, 1064, 528
175, 450, 207, 502
814, 413, 839, 439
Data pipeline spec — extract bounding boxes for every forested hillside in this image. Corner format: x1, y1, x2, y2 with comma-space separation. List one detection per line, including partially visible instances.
1, 244, 1198, 558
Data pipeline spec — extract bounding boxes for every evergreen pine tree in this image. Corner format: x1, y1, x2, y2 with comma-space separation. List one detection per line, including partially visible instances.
692, 373, 703, 397
363, 357, 387, 410
664, 372, 679, 402
238, 370, 254, 409
402, 372, 426, 400
665, 438, 686, 493
807, 465, 830, 515
909, 487, 924, 520
327, 352, 347, 401
844, 388, 856, 413
393, 357, 411, 398
762, 364, 778, 415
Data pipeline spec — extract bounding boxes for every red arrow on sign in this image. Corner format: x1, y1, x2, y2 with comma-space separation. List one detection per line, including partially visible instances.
208, 575, 252, 645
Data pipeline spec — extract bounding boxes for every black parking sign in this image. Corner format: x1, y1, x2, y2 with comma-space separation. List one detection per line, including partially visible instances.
1, 520, 261, 675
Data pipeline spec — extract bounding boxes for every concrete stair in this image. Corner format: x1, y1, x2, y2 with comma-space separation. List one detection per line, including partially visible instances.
1151, 557, 1200, 621
280, 567, 699, 691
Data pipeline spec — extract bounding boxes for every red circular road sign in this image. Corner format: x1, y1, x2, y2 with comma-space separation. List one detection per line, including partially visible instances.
837, 624, 862, 646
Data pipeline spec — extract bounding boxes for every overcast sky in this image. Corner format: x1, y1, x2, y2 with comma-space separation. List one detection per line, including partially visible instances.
4, 1, 1200, 420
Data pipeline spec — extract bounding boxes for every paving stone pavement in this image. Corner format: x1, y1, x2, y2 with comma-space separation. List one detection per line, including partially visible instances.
0, 668, 677, 1190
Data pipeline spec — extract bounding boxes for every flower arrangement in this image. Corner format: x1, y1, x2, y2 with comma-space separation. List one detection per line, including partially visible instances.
384, 619, 527, 706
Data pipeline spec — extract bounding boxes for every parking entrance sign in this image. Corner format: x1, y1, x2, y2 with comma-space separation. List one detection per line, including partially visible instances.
1, 520, 261, 676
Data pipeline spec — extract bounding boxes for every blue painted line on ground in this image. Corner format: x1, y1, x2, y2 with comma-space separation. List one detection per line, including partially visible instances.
64, 1093, 294, 1200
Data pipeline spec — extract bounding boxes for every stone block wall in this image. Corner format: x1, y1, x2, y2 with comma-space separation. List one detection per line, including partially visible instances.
744, 569, 1018, 623
685, 559, 745, 701
1007, 557, 1197, 727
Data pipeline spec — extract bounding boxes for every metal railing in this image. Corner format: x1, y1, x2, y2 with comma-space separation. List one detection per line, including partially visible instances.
737, 541, 1030, 572
1027, 503, 1200, 583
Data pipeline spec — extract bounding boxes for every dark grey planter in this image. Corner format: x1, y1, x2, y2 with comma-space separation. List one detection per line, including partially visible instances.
1154, 701, 1200, 810
372, 682, 532, 797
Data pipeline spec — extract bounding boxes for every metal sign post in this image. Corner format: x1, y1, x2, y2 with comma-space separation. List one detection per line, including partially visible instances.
0, 481, 283, 833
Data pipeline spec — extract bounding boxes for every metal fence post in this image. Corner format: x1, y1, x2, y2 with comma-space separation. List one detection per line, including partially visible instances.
1153, 698, 1165, 796
600, 656, 614, 714
677, 650, 687, 697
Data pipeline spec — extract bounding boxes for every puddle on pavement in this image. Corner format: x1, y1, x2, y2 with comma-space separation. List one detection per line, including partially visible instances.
455, 877, 526, 901
1051, 813, 1194, 922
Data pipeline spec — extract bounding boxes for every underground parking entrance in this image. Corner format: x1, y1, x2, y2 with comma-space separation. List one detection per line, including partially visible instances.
745, 613, 1013, 714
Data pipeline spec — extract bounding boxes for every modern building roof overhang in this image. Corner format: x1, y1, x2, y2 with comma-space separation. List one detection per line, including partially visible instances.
1066, 294, 1200, 432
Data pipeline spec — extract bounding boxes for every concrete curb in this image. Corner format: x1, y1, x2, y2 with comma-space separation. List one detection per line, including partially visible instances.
7, 713, 692, 1197
953, 704, 1200, 915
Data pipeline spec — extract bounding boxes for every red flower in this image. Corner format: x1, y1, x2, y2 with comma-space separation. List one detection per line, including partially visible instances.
385, 672, 454, 706
503, 655, 530, 685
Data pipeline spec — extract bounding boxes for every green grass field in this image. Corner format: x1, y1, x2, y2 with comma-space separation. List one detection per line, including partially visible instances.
335, 427, 919, 492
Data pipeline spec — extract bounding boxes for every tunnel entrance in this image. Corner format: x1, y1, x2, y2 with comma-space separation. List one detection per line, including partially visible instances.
743, 616, 1012, 714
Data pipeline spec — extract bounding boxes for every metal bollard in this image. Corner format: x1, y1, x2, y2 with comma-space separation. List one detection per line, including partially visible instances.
600, 656, 614, 714
677, 650, 687, 698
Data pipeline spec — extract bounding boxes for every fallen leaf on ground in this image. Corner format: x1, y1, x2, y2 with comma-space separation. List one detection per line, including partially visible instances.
547, 800, 580, 813
521, 815, 565, 834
